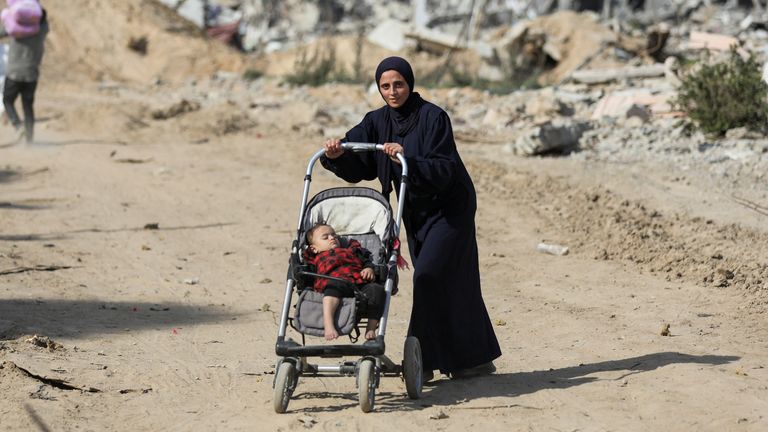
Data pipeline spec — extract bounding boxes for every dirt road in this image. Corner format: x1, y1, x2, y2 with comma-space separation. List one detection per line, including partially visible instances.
1, 74, 767, 431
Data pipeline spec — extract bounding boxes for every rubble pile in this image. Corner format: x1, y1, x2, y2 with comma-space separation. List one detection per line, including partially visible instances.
155, 1, 768, 187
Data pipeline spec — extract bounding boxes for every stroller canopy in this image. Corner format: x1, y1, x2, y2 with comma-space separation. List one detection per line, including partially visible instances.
302, 187, 394, 263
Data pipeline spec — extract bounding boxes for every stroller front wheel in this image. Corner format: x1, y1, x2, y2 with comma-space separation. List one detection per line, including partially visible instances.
273, 360, 298, 413
357, 358, 377, 412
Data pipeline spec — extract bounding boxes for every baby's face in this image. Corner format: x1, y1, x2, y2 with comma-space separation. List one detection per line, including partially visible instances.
310, 225, 338, 253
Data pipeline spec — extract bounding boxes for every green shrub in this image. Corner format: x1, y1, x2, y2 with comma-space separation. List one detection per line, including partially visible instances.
419, 63, 539, 94
284, 43, 364, 86
285, 46, 337, 86
674, 48, 768, 136
243, 68, 263, 81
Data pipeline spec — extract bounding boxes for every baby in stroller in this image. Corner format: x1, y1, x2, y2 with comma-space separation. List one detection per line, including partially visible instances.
304, 223, 385, 341
273, 147, 423, 414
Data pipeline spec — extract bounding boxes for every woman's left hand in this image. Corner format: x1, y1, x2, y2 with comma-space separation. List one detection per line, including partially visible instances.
383, 142, 403, 164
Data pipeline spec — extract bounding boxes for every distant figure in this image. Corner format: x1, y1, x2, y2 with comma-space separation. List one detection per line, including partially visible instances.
0, 2, 48, 144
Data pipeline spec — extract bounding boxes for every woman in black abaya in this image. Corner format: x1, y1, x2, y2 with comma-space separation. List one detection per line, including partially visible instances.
320, 56, 501, 381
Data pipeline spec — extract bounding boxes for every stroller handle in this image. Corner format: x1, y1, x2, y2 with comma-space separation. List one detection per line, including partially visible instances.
299, 141, 408, 239
343, 142, 381, 153
306, 142, 408, 176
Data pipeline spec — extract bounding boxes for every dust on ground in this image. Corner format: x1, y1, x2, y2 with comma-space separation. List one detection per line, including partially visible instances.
1, 1, 767, 430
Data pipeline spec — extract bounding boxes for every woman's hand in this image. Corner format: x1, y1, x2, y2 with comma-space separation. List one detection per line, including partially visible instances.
323, 139, 344, 159
383, 142, 403, 164
360, 267, 375, 281
324, 138, 344, 159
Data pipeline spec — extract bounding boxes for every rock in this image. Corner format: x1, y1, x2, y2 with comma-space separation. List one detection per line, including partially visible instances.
25, 335, 64, 351
525, 88, 564, 120
664, 56, 682, 86
151, 99, 201, 120
367, 19, 407, 51
626, 104, 651, 122
481, 108, 503, 127
477, 63, 504, 82
625, 116, 646, 128
514, 119, 590, 156
429, 409, 449, 419
724, 127, 750, 140
660, 323, 671, 336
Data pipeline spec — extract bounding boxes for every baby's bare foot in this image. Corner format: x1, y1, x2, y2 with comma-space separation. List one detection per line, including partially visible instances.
365, 330, 376, 340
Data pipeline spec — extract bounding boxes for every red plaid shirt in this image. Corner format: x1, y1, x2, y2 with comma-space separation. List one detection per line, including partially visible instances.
303, 240, 374, 292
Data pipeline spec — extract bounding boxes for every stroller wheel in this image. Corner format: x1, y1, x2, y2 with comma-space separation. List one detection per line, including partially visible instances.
402, 336, 423, 399
273, 360, 298, 413
357, 358, 377, 412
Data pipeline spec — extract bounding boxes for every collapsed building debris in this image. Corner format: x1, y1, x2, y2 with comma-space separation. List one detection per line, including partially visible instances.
157, 1, 768, 95
149, 0, 767, 182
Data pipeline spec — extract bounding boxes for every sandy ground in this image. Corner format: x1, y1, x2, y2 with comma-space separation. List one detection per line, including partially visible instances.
1, 2, 768, 429
0, 76, 767, 432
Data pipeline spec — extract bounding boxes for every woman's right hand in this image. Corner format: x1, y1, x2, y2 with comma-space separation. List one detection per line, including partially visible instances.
323, 138, 344, 159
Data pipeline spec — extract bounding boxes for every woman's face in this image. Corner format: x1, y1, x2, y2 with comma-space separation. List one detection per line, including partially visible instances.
378, 70, 410, 109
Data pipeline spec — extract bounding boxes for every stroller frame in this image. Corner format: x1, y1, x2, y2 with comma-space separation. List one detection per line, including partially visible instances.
273, 143, 423, 413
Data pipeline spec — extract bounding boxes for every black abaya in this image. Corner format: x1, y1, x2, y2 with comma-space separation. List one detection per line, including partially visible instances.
321, 95, 501, 374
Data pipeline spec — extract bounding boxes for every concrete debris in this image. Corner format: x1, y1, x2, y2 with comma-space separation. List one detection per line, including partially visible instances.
405, 26, 465, 54
156, 1, 768, 102
151, 2, 768, 187
571, 64, 667, 85
664, 56, 682, 86
625, 104, 651, 123
367, 19, 408, 52
525, 88, 567, 120
25, 335, 64, 351
687, 31, 740, 51
511, 119, 590, 156
537, 242, 569, 256
590, 90, 675, 121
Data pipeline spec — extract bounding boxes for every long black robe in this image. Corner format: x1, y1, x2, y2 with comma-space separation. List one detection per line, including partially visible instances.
321, 97, 501, 374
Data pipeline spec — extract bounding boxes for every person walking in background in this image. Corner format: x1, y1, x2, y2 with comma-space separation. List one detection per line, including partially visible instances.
0, 1, 48, 144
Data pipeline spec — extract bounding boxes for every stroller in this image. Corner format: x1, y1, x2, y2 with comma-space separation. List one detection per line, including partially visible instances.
273, 143, 423, 413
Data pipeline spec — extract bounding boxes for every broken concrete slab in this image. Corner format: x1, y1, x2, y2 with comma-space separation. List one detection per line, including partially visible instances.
405, 26, 465, 54
591, 89, 651, 120
525, 88, 565, 120
687, 31, 740, 51
570, 64, 666, 84
367, 19, 407, 52
591, 89, 677, 120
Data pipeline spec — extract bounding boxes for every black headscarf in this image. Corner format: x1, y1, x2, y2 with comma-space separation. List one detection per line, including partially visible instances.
375, 56, 424, 139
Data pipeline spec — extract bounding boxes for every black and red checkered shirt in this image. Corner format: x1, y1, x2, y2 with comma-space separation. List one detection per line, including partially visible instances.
303, 239, 374, 292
